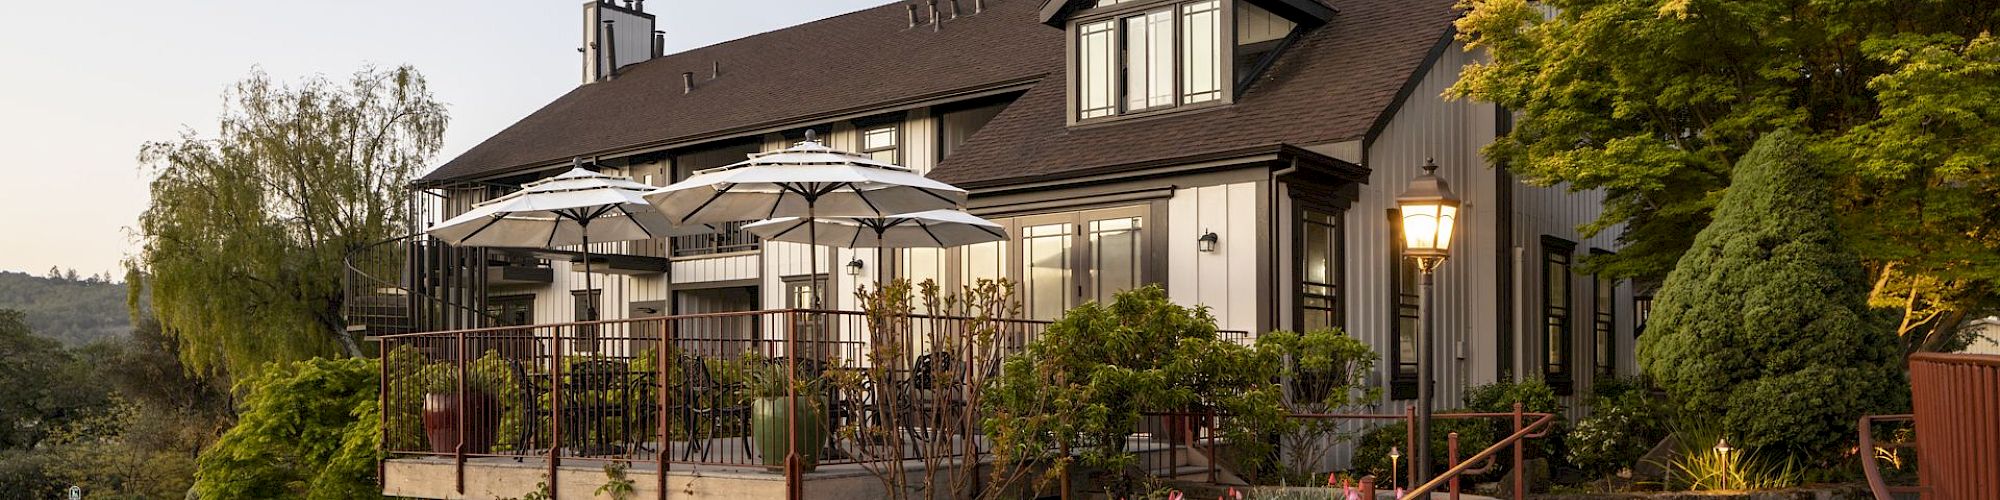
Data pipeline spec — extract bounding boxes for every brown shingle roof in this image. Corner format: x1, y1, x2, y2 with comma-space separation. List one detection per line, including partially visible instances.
422, 0, 1060, 183
425, 0, 1460, 187
929, 0, 1457, 186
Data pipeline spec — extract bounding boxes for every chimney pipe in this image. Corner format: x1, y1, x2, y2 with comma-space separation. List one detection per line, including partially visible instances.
682, 72, 694, 94
652, 30, 664, 58
634, 0, 644, 12
907, 4, 918, 28
927, 0, 939, 32
603, 19, 619, 79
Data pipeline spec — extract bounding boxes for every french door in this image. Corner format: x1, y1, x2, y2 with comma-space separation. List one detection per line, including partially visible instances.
1017, 206, 1151, 320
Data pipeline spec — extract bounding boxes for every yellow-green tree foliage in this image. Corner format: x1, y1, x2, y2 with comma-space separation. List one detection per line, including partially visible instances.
137, 66, 447, 376
1452, 0, 2000, 352
1636, 131, 1904, 463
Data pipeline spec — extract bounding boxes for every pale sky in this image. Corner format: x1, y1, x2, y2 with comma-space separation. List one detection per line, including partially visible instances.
0, 0, 887, 276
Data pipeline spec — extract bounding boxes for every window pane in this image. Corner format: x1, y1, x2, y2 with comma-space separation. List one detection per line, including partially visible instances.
1089, 217, 1142, 304
1543, 244, 1572, 381
1077, 20, 1116, 119
1123, 9, 1174, 111
1301, 210, 1341, 329
961, 240, 1006, 286
1024, 223, 1074, 320
862, 125, 898, 164
1181, 1, 1221, 104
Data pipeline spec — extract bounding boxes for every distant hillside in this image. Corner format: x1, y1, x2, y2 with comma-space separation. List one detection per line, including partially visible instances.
0, 270, 132, 346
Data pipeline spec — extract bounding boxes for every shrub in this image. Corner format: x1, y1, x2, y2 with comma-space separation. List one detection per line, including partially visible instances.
194, 356, 381, 499
1637, 130, 1905, 464
982, 285, 1287, 497
1568, 377, 1668, 477
1351, 379, 1561, 481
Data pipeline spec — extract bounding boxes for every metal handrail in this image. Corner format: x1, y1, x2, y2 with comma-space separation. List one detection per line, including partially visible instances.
1401, 408, 1558, 500
1858, 413, 1922, 500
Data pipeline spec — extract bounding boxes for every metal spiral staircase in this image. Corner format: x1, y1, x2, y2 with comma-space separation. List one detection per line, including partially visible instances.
343, 233, 502, 339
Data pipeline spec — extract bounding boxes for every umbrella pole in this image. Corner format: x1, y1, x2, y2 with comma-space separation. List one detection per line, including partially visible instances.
581, 224, 595, 324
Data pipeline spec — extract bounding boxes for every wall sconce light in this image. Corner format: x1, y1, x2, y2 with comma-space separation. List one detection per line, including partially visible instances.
845, 258, 865, 277
1197, 230, 1220, 253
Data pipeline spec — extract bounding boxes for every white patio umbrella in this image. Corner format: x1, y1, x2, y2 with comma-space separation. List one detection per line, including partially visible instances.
429, 166, 709, 322
644, 132, 969, 306
741, 209, 1007, 284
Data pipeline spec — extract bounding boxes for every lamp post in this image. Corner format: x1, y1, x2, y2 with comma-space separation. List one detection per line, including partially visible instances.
1396, 158, 1460, 487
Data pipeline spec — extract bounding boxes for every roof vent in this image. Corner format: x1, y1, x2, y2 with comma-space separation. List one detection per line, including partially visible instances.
682, 72, 695, 94
928, 0, 940, 32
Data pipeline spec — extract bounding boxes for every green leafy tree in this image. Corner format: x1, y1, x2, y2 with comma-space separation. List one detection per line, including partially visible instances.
194, 356, 382, 499
137, 65, 448, 376
0, 270, 133, 346
1636, 131, 1904, 463
982, 286, 1288, 496
1450, 0, 2000, 352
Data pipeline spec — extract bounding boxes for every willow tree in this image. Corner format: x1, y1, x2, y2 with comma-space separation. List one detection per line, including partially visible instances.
1450, 0, 2000, 352
137, 66, 447, 377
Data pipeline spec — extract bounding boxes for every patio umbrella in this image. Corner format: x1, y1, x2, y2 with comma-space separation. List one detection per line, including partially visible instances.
740, 209, 1006, 284
741, 209, 1004, 249
429, 165, 709, 322
644, 132, 969, 306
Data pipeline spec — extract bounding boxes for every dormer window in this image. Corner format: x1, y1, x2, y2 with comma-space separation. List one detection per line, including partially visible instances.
1074, 0, 1224, 121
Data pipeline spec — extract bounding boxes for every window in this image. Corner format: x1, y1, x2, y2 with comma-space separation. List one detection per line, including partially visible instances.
1022, 222, 1075, 320
1074, 0, 1225, 120
1387, 210, 1418, 400
1023, 208, 1151, 319
784, 275, 825, 309
1634, 294, 1654, 336
572, 288, 602, 352
896, 207, 1148, 321
1592, 250, 1617, 377
784, 275, 826, 336
1089, 217, 1144, 304
1542, 237, 1575, 394
861, 124, 899, 164
1299, 209, 1343, 331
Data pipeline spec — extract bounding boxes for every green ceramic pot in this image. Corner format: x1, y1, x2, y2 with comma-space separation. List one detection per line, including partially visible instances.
751, 396, 826, 471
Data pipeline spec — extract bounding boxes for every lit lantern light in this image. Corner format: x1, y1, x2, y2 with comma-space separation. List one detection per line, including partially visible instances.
1396, 158, 1460, 264
1394, 158, 1461, 487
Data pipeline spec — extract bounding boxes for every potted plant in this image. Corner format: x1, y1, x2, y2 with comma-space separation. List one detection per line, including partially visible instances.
418, 359, 503, 455
747, 362, 828, 471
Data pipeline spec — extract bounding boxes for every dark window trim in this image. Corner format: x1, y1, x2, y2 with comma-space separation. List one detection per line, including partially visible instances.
1541, 236, 1576, 395
1068, 0, 1234, 124
1293, 203, 1345, 333
1388, 209, 1417, 400
858, 122, 901, 164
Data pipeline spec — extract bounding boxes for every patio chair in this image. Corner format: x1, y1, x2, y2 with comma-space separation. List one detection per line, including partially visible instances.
678, 355, 752, 462
560, 359, 648, 457
897, 351, 965, 443
506, 359, 550, 460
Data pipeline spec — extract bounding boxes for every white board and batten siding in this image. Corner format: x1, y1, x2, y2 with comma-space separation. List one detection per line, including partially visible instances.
1167, 182, 1267, 335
